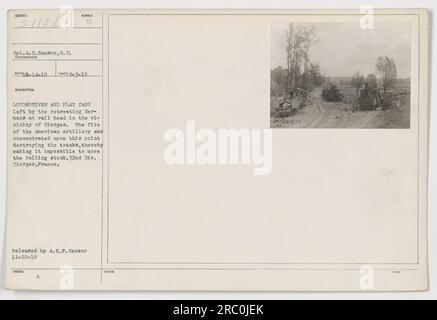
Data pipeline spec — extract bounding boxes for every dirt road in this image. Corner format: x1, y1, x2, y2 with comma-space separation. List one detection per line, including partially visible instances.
271, 87, 410, 129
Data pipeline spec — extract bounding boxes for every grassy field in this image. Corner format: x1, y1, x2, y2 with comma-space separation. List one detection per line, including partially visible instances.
375, 94, 411, 128
270, 85, 410, 128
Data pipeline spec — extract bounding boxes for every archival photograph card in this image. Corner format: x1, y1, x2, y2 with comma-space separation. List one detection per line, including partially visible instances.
5, 8, 429, 291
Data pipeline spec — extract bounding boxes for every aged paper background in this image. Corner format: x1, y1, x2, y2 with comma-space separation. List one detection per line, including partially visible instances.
5, 8, 429, 291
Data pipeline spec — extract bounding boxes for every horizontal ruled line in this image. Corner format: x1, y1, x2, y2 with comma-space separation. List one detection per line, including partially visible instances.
12, 59, 102, 62
10, 267, 422, 271
12, 26, 102, 29
12, 75, 103, 78
12, 42, 103, 45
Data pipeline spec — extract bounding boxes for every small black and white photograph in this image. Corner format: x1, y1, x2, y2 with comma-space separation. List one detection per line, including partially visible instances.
270, 22, 411, 128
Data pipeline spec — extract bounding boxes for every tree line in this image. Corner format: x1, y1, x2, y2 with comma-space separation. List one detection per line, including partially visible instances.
351, 56, 398, 93
271, 23, 400, 96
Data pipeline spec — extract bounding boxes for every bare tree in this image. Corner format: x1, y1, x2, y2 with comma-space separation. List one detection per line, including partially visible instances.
285, 23, 299, 92
302, 26, 318, 89
284, 23, 293, 93
284, 23, 317, 92
376, 56, 397, 92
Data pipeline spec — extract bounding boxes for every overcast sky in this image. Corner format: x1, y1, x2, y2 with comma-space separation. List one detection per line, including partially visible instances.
271, 22, 411, 78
